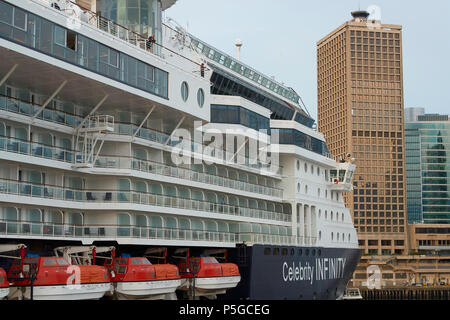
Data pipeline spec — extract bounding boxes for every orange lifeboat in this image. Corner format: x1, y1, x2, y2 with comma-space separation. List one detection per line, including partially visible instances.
0, 267, 8, 300
7, 256, 110, 300
178, 256, 241, 298
105, 256, 181, 300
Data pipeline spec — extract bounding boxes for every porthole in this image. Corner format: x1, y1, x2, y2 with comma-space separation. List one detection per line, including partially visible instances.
181, 81, 189, 102
331, 232, 334, 241
305, 249, 310, 256
290, 248, 295, 256
297, 183, 301, 192
337, 233, 340, 241
342, 213, 345, 222
197, 88, 205, 107
319, 231, 322, 240
348, 234, 351, 242
304, 163, 308, 173
298, 249, 303, 256
312, 249, 316, 256
297, 160, 300, 171
318, 249, 322, 256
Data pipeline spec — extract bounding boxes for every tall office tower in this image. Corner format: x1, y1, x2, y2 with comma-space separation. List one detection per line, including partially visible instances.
317, 11, 408, 255
405, 108, 450, 225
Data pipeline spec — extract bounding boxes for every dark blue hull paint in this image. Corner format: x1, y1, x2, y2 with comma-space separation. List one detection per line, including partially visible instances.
223, 244, 362, 300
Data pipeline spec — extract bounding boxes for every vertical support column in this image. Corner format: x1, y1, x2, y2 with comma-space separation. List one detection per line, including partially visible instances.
311, 206, 317, 245
291, 201, 298, 242
298, 203, 304, 246
305, 205, 311, 246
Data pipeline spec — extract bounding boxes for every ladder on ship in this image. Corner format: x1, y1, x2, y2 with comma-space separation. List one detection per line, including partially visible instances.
73, 115, 114, 168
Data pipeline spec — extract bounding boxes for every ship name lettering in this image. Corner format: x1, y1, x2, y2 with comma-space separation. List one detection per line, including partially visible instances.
316, 258, 347, 281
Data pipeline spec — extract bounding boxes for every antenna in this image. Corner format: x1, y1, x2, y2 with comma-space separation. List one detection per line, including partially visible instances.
235, 39, 243, 61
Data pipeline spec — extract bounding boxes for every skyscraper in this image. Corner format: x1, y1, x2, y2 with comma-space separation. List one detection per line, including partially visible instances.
317, 11, 408, 255
405, 108, 450, 225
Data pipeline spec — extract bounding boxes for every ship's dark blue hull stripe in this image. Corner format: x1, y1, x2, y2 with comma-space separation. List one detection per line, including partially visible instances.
223, 244, 362, 300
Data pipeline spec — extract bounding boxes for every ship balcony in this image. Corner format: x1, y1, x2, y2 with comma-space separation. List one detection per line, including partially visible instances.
0, 178, 291, 223
0, 218, 298, 247
328, 162, 356, 192
0, 218, 239, 246
0, 94, 283, 177
0, 136, 283, 199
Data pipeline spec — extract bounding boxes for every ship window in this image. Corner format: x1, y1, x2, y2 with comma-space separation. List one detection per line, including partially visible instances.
298, 249, 302, 256
54, 26, 77, 51
318, 249, 322, 256
13, 7, 27, 31
264, 248, 271, 255
43, 258, 57, 265
181, 81, 189, 102
56, 258, 68, 265
305, 249, 309, 256
290, 249, 295, 256
116, 266, 127, 274
273, 248, 280, 256
312, 249, 316, 256
131, 259, 142, 265
141, 259, 151, 265
281, 248, 288, 256
0, 2, 13, 25
197, 89, 205, 108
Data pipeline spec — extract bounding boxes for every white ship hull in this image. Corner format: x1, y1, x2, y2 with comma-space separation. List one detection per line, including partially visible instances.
114, 279, 182, 300
8, 283, 111, 300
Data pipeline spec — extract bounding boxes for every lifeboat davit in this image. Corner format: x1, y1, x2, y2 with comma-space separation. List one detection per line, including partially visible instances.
178, 256, 241, 298
55, 246, 182, 300
106, 256, 182, 300
0, 267, 8, 300
7, 256, 111, 300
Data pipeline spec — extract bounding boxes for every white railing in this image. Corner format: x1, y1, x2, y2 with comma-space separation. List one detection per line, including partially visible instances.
0, 178, 291, 223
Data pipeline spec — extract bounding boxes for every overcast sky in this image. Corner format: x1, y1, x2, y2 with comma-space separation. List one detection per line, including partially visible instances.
165, 0, 450, 121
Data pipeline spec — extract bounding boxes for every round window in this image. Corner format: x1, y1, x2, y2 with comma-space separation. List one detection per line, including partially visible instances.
197, 88, 205, 107
181, 81, 189, 102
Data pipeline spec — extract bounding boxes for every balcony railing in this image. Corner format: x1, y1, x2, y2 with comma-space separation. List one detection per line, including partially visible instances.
0, 94, 83, 128
0, 135, 74, 163
0, 218, 238, 243
98, 156, 283, 198
119, 122, 283, 175
0, 178, 291, 223
0, 135, 283, 198
0, 93, 283, 175
0, 218, 303, 246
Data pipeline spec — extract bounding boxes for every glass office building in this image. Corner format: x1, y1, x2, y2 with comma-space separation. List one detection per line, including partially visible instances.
405, 108, 450, 224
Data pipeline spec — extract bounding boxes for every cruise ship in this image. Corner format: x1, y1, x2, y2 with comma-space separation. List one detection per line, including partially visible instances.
0, 0, 361, 300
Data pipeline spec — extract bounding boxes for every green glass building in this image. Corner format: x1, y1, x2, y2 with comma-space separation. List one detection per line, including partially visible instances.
405, 108, 450, 224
